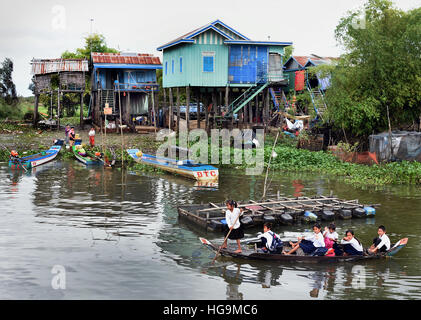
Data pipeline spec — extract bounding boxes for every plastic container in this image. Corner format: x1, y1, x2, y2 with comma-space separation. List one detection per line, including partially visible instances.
280, 213, 293, 225
321, 210, 335, 221
339, 209, 352, 220
304, 211, 318, 221
364, 207, 376, 216
353, 208, 366, 218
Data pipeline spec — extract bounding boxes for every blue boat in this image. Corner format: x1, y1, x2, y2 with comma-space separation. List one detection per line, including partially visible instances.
9, 140, 64, 170
127, 149, 218, 181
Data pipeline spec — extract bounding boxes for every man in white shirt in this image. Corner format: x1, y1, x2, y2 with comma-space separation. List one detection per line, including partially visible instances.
369, 225, 391, 254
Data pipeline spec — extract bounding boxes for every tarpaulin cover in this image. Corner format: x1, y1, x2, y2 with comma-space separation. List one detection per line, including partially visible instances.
295, 70, 305, 91
369, 131, 421, 162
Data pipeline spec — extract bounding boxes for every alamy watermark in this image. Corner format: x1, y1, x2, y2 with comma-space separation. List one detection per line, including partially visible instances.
51, 265, 66, 290
155, 128, 265, 175
51, 5, 66, 30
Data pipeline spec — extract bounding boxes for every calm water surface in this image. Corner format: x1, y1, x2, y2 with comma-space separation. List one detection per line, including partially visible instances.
0, 161, 420, 300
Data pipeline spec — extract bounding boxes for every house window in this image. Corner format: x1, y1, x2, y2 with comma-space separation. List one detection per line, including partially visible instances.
165, 61, 168, 75
180, 57, 183, 73
172, 60, 174, 74
202, 52, 215, 72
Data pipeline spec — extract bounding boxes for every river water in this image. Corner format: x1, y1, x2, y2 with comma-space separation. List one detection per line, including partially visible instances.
0, 161, 420, 300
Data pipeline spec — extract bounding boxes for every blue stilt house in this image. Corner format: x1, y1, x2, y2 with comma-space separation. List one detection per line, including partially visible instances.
91, 52, 162, 126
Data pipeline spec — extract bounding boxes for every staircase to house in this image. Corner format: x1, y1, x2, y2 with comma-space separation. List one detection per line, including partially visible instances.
269, 88, 290, 111
225, 81, 269, 118
102, 89, 117, 114
306, 80, 327, 120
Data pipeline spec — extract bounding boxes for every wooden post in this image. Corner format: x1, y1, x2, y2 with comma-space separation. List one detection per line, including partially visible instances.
255, 95, 259, 124
33, 94, 39, 126
126, 91, 131, 126
80, 92, 84, 129
212, 91, 218, 128
176, 87, 180, 132
205, 94, 209, 133
152, 87, 157, 133
248, 101, 253, 126
243, 101, 248, 125
169, 88, 174, 131
186, 86, 190, 132
57, 89, 60, 131
197, 90, 201, 129
265, 88, 270, 127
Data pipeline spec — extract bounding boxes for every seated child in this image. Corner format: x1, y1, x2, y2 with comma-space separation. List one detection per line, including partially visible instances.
257, 222, 283, 254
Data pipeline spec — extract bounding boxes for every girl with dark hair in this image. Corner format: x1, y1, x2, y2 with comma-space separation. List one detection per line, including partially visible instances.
220, 200, 244, 253
334, 230, 364, 256
284, 224, 326, 255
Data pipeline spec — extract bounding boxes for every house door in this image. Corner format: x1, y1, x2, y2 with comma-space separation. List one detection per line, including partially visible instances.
268, 53, 283, 82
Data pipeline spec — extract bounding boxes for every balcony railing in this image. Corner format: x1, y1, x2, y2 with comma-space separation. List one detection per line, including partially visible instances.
113, 82, 159, 92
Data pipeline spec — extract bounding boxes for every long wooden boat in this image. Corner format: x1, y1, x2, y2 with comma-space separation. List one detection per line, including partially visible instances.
200, 237, 408, 263
8, 140, 64, 170
178, 196, 379, 232
72, 145, 104, 165
127, 149, 219, 182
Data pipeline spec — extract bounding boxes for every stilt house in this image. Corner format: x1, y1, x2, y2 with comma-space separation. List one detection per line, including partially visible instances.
157, 20, 293, 129
90, 52, 162, 127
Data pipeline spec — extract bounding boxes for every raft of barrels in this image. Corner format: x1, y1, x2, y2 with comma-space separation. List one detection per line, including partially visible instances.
177, 196, 378, 233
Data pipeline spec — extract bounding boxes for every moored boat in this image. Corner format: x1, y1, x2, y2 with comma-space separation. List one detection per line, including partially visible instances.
200, 237, 408, 263
72, 145, 104, 165
8, 140, 64, 170
127, 149, 219, 182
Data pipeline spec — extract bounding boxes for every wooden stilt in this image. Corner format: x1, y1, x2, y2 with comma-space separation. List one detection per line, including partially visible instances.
80, 92, 84, 129
205, 93, 209, 133
255, 95, 259, 124
248, 101, 253, 126
186, 86, 190, 132
169, 88, 174, 131
33, 94, 39, 127
197, 89, 201, 129
57, 89, 60, 131
265, 88, 270, 127
176, 87, 180, 132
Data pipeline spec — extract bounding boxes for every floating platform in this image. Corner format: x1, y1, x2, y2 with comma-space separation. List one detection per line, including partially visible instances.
178, 196, 378, 232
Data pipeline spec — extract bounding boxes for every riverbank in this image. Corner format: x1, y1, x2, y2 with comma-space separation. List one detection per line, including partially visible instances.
1, 123, 421, 187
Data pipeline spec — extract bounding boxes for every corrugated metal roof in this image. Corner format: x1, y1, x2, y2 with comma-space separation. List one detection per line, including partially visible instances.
91, 52, 161, 65
31, 59, 89, 75
293, 56, 310, 67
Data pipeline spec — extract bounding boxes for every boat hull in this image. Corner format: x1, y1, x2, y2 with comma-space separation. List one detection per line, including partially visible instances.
127, 149, 218, 182
9, 142, 62, 170
199, 237, 408, 263
72, 146, 103, 165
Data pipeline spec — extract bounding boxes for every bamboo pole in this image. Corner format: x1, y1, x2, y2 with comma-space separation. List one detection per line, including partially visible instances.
262, 130, 280, 199
117, 75, 124, 168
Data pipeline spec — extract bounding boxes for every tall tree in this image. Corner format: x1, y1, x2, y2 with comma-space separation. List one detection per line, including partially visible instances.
324, 0, 421, 136
0, 58, 18, 105
62, 33, 118, 60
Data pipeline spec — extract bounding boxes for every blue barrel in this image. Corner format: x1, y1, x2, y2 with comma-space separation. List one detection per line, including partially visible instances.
304, 211, 318, 221
364, 207, 376, 216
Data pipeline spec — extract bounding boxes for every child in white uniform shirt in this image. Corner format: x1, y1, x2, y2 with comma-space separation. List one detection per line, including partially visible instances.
284, 223, 326, 255
220, 200, 244, 253
369, 225, 391, 254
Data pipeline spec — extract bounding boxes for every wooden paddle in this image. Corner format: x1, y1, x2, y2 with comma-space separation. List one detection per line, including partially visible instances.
211, 211, 242, 265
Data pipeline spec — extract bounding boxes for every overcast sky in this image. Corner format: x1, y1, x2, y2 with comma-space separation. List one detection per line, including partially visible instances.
0, 0, 419, 96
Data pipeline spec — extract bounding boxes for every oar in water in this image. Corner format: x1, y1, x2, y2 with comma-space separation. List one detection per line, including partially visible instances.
211, 212, 242, 265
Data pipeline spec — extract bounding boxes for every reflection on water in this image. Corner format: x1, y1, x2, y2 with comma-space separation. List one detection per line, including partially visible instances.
0, 161, 421, 299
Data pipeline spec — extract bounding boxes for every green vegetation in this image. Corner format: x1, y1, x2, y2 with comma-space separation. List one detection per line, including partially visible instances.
321, 0, 421, 137
61, 33, 118, 60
